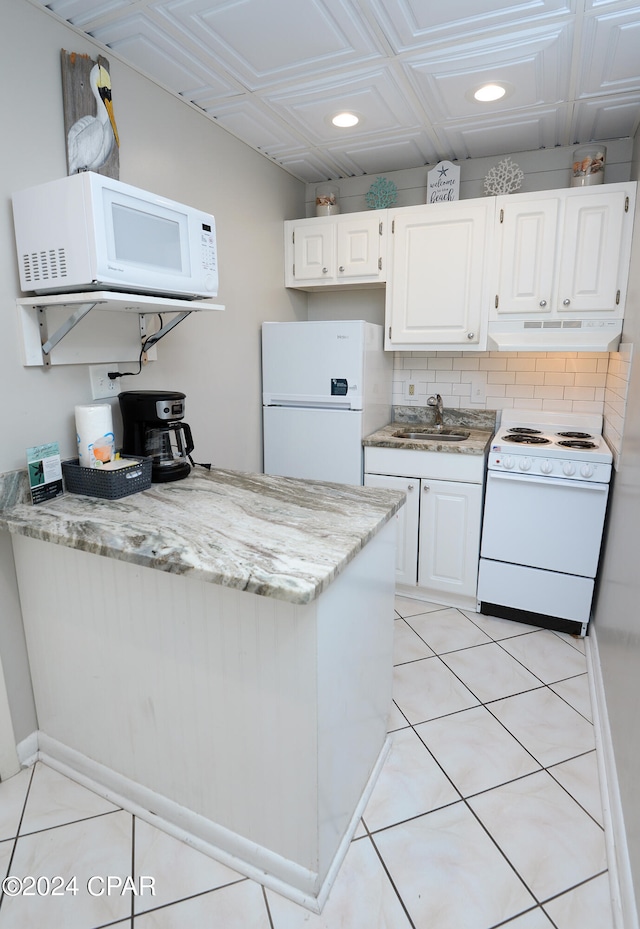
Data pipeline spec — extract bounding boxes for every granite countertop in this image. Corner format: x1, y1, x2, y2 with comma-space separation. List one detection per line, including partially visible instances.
0, 468, 404, 605
363, 406, 497, 456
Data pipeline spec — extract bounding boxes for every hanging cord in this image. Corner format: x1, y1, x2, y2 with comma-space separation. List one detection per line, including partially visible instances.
107, 315, 163, 380
106, 315, 213, 472
188, 454, 212, 471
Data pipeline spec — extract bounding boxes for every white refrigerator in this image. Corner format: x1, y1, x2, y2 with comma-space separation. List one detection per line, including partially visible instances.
262, 320, 393, 485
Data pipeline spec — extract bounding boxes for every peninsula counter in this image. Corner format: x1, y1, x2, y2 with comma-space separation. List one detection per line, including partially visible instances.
0, 468, 404, 911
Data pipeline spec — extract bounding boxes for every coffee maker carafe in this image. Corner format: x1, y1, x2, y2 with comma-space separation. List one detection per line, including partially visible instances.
119, 390, 194, 483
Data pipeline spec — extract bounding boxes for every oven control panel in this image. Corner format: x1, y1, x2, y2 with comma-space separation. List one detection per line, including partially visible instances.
488, 451, 611, 483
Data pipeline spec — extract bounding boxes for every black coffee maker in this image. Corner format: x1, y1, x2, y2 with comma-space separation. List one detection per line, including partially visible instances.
119, 390, 194, 483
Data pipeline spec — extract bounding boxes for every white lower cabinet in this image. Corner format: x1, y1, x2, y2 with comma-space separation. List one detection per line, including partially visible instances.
363, 473, 419, 587
417, 479, 483, 607
365, 448, 486, 610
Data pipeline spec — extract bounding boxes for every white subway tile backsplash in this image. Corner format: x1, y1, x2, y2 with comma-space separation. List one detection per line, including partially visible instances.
541, 400, 575, 412
487, 371, 516, 385
516, 372, 545, 385
505, 385, 536, 398
565, 358, 598, 373
390, 349, 631, 462
505, 357, 537, 372
452, 358, 481, 370
425, 358, 455, 370
543, 373, 575, 387
563, 387, 597, 402
534, 386, 566, 400
427, 370, 462, 383
570, 401, 605, 414
574, 374, 607, 388
479, 358, 508, 371
535, 358, 568, 373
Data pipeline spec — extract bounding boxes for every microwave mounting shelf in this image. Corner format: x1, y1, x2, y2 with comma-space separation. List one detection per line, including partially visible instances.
16, 291, 225, 366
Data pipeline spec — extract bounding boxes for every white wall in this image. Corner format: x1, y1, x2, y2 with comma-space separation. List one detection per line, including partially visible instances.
0, 0, 306, 740
304, 141, 634, 215
592, 135, 640, 918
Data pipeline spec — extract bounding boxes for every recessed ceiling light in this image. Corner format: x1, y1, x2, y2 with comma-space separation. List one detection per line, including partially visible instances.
473, 83, 507, 103
331, 112, 359, 128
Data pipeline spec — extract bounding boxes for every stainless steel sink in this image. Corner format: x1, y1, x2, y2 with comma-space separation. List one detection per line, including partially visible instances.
392, 427, 470, 442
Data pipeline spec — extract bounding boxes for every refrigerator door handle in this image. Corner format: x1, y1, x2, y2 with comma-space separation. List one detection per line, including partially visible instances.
263, 395, 356, 411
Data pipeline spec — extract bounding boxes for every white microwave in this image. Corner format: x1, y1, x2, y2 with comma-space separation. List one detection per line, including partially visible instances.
11, 172, 218, 300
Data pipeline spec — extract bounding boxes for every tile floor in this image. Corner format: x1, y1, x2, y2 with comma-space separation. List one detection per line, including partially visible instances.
0, 596, 613, 928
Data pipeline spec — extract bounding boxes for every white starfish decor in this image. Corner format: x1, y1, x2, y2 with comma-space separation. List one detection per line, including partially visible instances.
483, 157, 524, 196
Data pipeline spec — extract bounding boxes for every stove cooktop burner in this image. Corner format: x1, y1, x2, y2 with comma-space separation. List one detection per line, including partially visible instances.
557, 439, 598, 450
493, 411, 611, 469
502, 434, 551, 445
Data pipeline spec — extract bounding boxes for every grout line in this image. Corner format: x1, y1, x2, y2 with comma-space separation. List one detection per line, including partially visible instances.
366, 832, 418, 929
0, 763, 36, 915
262, 883, 275, 929
131, 815, 136, 923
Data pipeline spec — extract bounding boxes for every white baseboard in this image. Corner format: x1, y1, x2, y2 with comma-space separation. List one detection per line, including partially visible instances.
587, 630, 639, 929
31, 731, 390, 914
16, 730, 38, 768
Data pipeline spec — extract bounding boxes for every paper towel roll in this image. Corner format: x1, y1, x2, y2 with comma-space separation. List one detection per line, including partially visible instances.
75, 403, 115, 469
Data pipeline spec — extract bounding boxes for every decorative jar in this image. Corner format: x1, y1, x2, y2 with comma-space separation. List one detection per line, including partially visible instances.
315, 184, 340, 216
571, 146, 606, 186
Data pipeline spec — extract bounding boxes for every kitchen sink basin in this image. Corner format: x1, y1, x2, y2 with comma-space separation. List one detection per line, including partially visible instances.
392, 427, 470, 442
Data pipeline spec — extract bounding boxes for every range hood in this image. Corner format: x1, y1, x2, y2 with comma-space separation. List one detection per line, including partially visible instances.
487, 319, 622, 353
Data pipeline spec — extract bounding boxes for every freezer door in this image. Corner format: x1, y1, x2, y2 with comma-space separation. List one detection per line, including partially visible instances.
262, 320, 367, 409
263, 406, 364, 485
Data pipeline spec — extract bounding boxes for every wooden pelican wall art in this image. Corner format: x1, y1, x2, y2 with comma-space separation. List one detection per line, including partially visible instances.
61, 50, 120, 179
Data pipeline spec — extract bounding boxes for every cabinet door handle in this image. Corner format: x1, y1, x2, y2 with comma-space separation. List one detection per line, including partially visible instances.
563, 298, 571, 306
338, 265, 345, 272
467, 332, 475, 340
423, 485, 430, 493
322, 267, 329, 274
539, 299, 547, 307
407, 483, 415, 491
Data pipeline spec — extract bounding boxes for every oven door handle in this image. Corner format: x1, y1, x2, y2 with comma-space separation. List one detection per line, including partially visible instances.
487, 471, 609, 492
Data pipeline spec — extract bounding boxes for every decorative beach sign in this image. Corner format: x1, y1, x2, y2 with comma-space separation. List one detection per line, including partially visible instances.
427, 161, 460, 203
61, 49, 120, 179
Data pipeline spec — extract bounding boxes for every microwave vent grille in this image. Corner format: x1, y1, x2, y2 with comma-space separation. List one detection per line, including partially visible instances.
22, 249, 67, 285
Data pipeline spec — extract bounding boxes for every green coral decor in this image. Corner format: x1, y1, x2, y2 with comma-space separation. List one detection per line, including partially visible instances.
365, 176, 398, 209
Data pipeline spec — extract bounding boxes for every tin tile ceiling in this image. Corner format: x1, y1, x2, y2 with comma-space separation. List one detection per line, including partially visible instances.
35, 0, 640, 182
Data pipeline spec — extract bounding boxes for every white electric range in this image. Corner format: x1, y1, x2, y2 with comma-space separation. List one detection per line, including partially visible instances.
478, 410, 613, 636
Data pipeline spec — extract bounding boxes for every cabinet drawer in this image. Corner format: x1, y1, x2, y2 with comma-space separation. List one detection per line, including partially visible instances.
364, 446, 485, 483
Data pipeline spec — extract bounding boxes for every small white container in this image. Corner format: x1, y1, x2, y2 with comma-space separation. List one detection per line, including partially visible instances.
315, 184, 340, 216
571, 146, 606, 186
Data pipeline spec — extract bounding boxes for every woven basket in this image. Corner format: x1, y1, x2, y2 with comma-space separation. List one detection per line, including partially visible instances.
62, 457, 152, 499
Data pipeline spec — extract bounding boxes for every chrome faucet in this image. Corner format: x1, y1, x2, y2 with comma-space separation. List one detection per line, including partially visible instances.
427, 393, 444, 426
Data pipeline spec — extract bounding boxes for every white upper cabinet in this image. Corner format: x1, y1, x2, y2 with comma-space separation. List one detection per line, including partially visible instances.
493, 182, 636, 319
283, 182, 635, 353
384, 199, 494, 351
284, 211, 387, 290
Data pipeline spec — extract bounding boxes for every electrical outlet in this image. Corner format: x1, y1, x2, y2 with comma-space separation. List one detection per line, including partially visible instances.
89, 365, 121, 400
408, 383, 415, 397
469, 374, 486, 403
